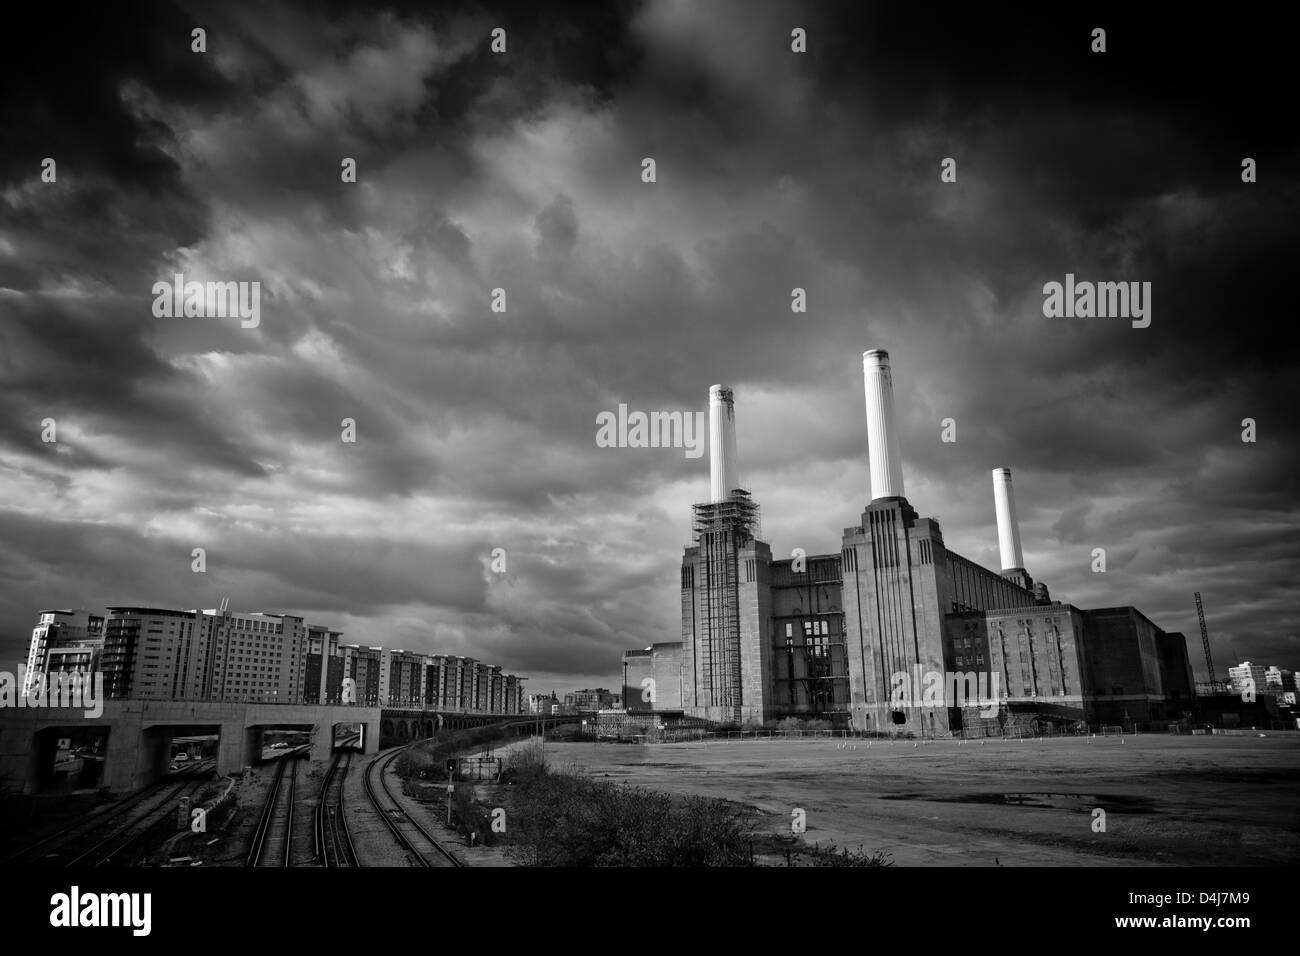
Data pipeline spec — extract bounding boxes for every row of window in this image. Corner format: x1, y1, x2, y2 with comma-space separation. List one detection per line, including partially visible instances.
784, 620, 832, 638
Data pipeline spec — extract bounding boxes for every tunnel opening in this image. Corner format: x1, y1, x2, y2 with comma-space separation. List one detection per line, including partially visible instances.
254, 725, 313, 763
333, 722, 364, 751
33, 726, 110, 793
166, 732, 219, 775
139, 723, 223, 790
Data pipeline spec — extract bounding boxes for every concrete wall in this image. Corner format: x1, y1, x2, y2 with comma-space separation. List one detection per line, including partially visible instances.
680, 551, 698, 711
1080, 607, 1165, 723
965, 604, 1088, 702
1157, 632, 1196, 712
650, 642, 684, 711
681, 526, 763, 723
942, 605, 1088, 732
0, 700, 381, 794
842, 499, 953, 736
737, 540, 772, 723
623, 650, 653, 713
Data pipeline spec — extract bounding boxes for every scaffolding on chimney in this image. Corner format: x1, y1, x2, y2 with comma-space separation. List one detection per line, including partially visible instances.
691, 489, 760, 543
692, 491, 760, 723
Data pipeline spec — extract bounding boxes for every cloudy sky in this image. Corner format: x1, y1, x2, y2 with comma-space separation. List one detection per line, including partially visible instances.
1, 1, 1296, 693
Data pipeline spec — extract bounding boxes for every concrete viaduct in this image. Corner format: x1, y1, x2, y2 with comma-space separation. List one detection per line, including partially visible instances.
0, 700, 539, 795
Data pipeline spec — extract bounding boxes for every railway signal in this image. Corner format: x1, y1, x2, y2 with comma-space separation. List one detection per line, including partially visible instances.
446, 759, 456, 826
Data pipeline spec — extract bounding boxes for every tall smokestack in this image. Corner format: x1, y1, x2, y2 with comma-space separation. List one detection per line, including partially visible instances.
862, 350, 905, 500
709, 384, 738, 502
992, 467, 1025, 571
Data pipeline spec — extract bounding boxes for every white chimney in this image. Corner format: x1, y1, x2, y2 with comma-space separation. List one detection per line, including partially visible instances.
992, 467, 1025, 571
709, 384, 738, 503
862, 350, 905, 500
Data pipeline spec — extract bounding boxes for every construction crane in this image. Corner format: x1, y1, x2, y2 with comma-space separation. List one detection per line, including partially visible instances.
1194, 592, 1215, 683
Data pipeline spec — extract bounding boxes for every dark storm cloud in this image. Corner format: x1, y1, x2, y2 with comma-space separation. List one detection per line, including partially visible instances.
1, 1, 1295, 686
0, 1, 233, 189
0, 294, 267, 478
0, 508, 487, 639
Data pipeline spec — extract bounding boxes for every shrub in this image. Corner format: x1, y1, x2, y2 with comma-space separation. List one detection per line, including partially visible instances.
450, 785, 496, 845
798, 842, 894, 867
501, 759, 753, 867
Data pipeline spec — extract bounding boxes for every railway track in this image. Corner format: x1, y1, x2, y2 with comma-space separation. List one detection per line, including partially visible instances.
363, 746, 463, 868
315, 752, 357, 867
66, 777, 212, 867
1, 762, 216, 867
246, 753, 300, 867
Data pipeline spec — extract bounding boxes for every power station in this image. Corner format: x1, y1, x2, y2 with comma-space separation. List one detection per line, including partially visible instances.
630, 349, 1197, 735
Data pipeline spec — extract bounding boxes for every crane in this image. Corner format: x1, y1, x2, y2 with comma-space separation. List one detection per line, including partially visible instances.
1194, 591, 1215, 684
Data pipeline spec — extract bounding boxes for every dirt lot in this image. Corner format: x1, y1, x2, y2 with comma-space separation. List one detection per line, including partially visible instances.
494, 733, 1300, 866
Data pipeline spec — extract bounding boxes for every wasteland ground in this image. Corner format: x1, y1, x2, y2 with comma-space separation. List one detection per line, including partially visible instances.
486, 733, 1299, 866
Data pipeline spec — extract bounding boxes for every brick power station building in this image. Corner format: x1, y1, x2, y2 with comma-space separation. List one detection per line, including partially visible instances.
626, 350, 1196, 736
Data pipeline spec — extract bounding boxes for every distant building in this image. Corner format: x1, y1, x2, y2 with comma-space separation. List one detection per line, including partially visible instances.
96, 607, 307, 702
569, 688, 618, 710
24, 604, 525, 713
528, 692, 560, 715
1228, 661, 1270, 698
305, 624, 346, 704
622, 645, 683, 713
343, 645, 383, 706
24, 609, 105, 694
1265, 666, 1295, 694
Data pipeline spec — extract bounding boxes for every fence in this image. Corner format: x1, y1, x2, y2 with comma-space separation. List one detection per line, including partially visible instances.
455, 755, 504, 780
617, 721, 1298, 745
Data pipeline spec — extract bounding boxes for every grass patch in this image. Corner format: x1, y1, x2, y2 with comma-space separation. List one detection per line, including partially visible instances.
497, 744, 754, 866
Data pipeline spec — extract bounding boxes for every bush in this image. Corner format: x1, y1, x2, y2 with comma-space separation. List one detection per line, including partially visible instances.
450, 785, 496, 845
797, 842, 893, 867
770, 835, 893, 867
501, 756, 754, 867
499, 742, 548, 786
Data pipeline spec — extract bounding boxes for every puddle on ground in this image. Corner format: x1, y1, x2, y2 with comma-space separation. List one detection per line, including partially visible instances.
880, 792, 1157, 814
